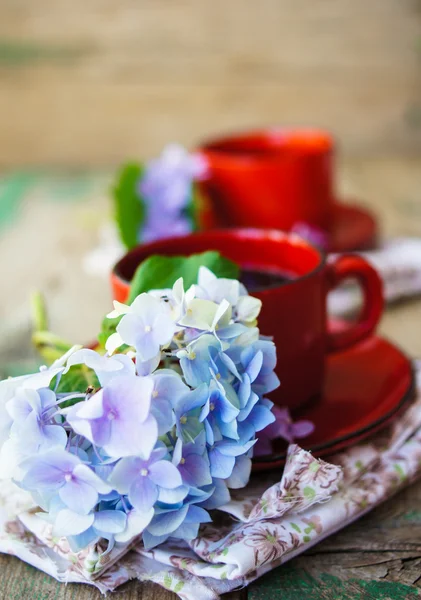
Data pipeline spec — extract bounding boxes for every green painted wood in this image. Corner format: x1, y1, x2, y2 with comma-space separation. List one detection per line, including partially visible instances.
0, 172, 35, 229
249, 567, 421, 600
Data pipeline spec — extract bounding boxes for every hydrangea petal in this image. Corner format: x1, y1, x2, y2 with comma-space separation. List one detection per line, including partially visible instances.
94, 510, 127, 534
129, 475, 158, 512
209, 449, 235, 479
115, 508, 154, 543
148, 460, 182, 489
54, 509, 95, 537
109, 457, 141, 494
146, 505, 188, 536
59, 479, 98, 515
226, 456, 252, 489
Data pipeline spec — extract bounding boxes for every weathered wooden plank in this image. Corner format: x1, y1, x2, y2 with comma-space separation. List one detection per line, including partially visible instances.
0, 0, 420, 166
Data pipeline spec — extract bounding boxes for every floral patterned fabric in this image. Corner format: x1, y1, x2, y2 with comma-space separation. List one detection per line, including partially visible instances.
1, 366, 421, 599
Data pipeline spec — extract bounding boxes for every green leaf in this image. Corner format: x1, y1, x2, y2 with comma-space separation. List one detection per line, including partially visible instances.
128, 251, 239, 303
113, 162, 145, 250
32, 331, 73, 366
55, 365, 100, 406
174, 581, 185, 593
183, 182, 203, 232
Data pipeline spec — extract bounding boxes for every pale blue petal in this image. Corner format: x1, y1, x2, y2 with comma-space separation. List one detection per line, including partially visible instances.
217, 439, 256, 457
157, 485, 189, 505
245, 350, 263, 382
142, 530, 170, 550
200, 479, 230, 509
54, 509, 95, 537
184, 505, 212, 524
176, 384, 209, 415
109, 457, 142, 494
226, 456, 251, 489
129, 476, 158, 512
249, 404, 276, 432
73, 464, 111, 494
59, 479, 98, 514
146, 505, 188, 536
94, 510, 127, 535
209, 449, 235, 479
148, 460, 182, 489
116, 313, 143, 348
170, 521, 200, 541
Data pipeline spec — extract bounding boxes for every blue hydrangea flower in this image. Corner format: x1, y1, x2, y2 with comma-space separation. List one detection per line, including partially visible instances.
174, 384, 209, 442
21, 448, 111, 515
109, 447, 183, 512
0, 268, 284, 555
172, 436, 212, 489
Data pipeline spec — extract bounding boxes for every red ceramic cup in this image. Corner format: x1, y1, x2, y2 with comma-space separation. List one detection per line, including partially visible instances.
197, 128, 334, 232
111, 229, 384, 411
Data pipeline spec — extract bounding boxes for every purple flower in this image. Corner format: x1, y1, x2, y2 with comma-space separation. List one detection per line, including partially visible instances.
109, 447, 183, 512
138, 144, 207, 244
291, 222, 329, 250
140, 144, 206, 214
116, 293, 176, 361
254, 406, 314, 456
142, 214, 192, 244
21, 449, 111, 515
67, 375, 157, 459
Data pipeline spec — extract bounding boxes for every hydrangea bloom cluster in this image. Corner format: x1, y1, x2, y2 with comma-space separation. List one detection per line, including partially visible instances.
138, 144, 207, 243
0, 268, 279, 552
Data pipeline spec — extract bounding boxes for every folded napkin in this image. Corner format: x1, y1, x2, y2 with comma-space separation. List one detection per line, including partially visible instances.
1, 363, 421, 598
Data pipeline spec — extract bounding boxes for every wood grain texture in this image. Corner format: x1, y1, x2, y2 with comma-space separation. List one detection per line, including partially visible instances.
0, 0, 420, 167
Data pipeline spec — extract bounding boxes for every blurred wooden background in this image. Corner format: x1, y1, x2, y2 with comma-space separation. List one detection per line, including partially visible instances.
0, 0, 420, 168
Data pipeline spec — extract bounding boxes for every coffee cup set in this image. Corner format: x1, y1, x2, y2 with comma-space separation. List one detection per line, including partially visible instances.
111, 128, 414, 472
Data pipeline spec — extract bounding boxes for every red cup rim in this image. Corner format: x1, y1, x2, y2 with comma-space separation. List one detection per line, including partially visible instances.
112, 229, 328, 295
199, 127, 334, 167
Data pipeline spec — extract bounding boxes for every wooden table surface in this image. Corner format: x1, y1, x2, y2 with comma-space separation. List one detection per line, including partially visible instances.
1, 157, 421, 599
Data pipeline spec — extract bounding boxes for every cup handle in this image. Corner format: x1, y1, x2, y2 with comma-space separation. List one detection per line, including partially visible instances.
326, 254, 384, 352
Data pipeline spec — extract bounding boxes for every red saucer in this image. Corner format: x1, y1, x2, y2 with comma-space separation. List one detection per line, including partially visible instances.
252, 335, 415, 472
329, 201, 378, 253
